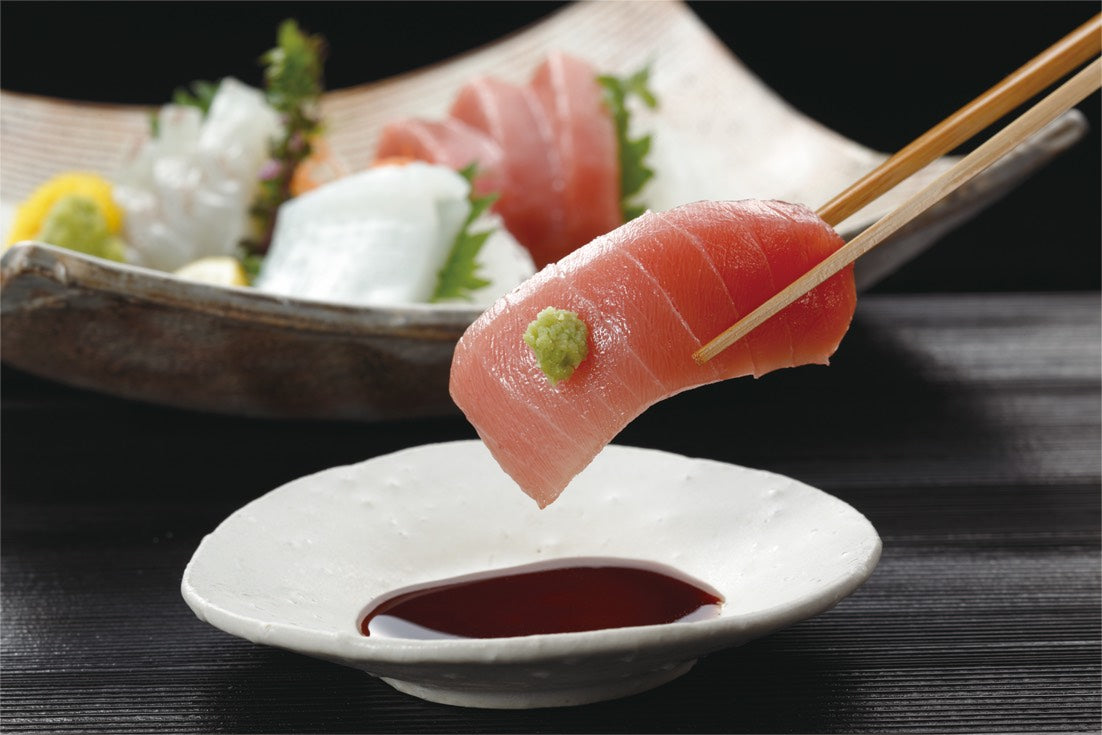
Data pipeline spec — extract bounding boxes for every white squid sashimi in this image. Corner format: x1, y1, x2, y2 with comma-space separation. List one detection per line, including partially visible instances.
114, 78, 281, 272
255, 162, 534, 307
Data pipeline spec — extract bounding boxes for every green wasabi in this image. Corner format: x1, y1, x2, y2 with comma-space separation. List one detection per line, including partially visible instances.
37, 195, 125, 262
524, 307, 589, 385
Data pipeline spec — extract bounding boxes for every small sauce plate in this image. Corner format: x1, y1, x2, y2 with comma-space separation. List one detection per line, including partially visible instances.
182, 440, 881, 708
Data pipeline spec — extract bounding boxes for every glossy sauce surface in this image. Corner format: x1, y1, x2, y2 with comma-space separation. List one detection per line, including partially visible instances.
361, 559, 723, 640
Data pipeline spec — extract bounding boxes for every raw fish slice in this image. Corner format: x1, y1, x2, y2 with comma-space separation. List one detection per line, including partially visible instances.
450, 200, 855, 507
754, 201, 855, 366
374, 118, 505, 198
618, 224, 759, 378
530, 52, 622, 258
255, 163, 469, 305
116, 78, 281, 271
655, 204, 794, 376
549, 267, 662, 406
455, 337, 587, 496
450, 77, 568, 266
557, 240, 725, 387
451, 286, 625, 495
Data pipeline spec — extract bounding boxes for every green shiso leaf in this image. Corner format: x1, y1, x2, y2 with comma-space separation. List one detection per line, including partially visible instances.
238, 252, 266, 284
431, 165, 500, 303
151, 79, 220, 136
262, 19, 325, 118
242, 19, 327, 255
172, 80, 221, 115
598, 64, 659, 223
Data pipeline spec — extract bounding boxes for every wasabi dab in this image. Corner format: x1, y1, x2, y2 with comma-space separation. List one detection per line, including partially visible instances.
35, 195, 125, 262
523, 307, 589, 384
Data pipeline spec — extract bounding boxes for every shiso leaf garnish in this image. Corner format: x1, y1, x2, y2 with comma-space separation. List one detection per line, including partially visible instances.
598, 65, 659, 222
150, 79, 220, 137
172, 80, 221, 115
242, 19, 327, 256
431, 164, 500, 303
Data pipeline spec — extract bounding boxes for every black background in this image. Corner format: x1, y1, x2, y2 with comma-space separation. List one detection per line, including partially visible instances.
2, 1, 1099, 292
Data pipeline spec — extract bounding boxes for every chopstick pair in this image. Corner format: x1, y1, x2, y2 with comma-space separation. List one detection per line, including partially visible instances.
693, 13, 1102, 365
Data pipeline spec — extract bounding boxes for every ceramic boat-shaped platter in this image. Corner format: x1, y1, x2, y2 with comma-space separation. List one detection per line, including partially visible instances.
0, 1, 1086, 420
182, 441, 882, 708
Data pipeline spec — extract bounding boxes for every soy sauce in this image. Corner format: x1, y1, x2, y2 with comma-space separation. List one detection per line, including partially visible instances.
360, 559, 723, 640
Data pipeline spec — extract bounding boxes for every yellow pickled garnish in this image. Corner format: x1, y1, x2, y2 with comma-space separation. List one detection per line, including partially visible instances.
7, 172, 124, 247
173, 256, 249, 287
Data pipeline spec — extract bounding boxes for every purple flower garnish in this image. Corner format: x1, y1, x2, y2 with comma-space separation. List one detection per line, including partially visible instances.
258, 159, 283, 181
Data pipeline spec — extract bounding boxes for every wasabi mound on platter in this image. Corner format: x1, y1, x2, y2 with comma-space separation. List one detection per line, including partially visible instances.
450, 199, 856, 508
4, 172, 126, 262
254, 162, 535, 307
34, 196, 126, 262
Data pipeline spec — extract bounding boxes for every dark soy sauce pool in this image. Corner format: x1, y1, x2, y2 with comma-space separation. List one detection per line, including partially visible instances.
360, 559, 724, 640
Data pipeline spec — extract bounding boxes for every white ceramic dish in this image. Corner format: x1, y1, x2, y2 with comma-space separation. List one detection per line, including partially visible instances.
0, 1, 1087, 420
182, 440, 881, 709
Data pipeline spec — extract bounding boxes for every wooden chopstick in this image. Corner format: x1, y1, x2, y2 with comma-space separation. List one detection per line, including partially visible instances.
693, 56, 1102, 365
817, 13, 1101, 227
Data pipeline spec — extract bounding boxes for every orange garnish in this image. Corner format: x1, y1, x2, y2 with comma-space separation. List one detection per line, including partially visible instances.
371, 155, 417, 169
289, 138, 350, 196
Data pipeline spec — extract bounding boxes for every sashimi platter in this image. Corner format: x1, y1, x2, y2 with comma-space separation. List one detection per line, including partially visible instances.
6, 0, 1097, 709
0, 1, 1085, 420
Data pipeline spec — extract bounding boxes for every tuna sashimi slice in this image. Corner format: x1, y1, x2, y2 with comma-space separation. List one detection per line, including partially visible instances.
530, 52, 622, 260
451, 77, 568, 267
374, 118, 506, 199
449, 200, 856, 508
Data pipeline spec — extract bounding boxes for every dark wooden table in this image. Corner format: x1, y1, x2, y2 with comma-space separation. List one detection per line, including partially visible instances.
3, 291, 1099, 733
2, 2, 1100, 732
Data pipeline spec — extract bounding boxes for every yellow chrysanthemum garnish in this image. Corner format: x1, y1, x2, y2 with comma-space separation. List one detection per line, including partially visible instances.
6, 172, 126, 261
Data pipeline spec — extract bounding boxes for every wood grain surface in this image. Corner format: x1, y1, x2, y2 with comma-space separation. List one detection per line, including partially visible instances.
3, 292, 1098, 733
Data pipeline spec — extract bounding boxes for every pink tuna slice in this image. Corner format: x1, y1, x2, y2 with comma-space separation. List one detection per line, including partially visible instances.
529, 52, 622, 264
449, 200, 856, 508
374, 117, 506, 199
451, 76, 568, 268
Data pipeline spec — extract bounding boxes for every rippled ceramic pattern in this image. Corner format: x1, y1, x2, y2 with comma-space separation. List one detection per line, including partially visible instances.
182, 440, 882, 708
0, 1, 1086, 419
